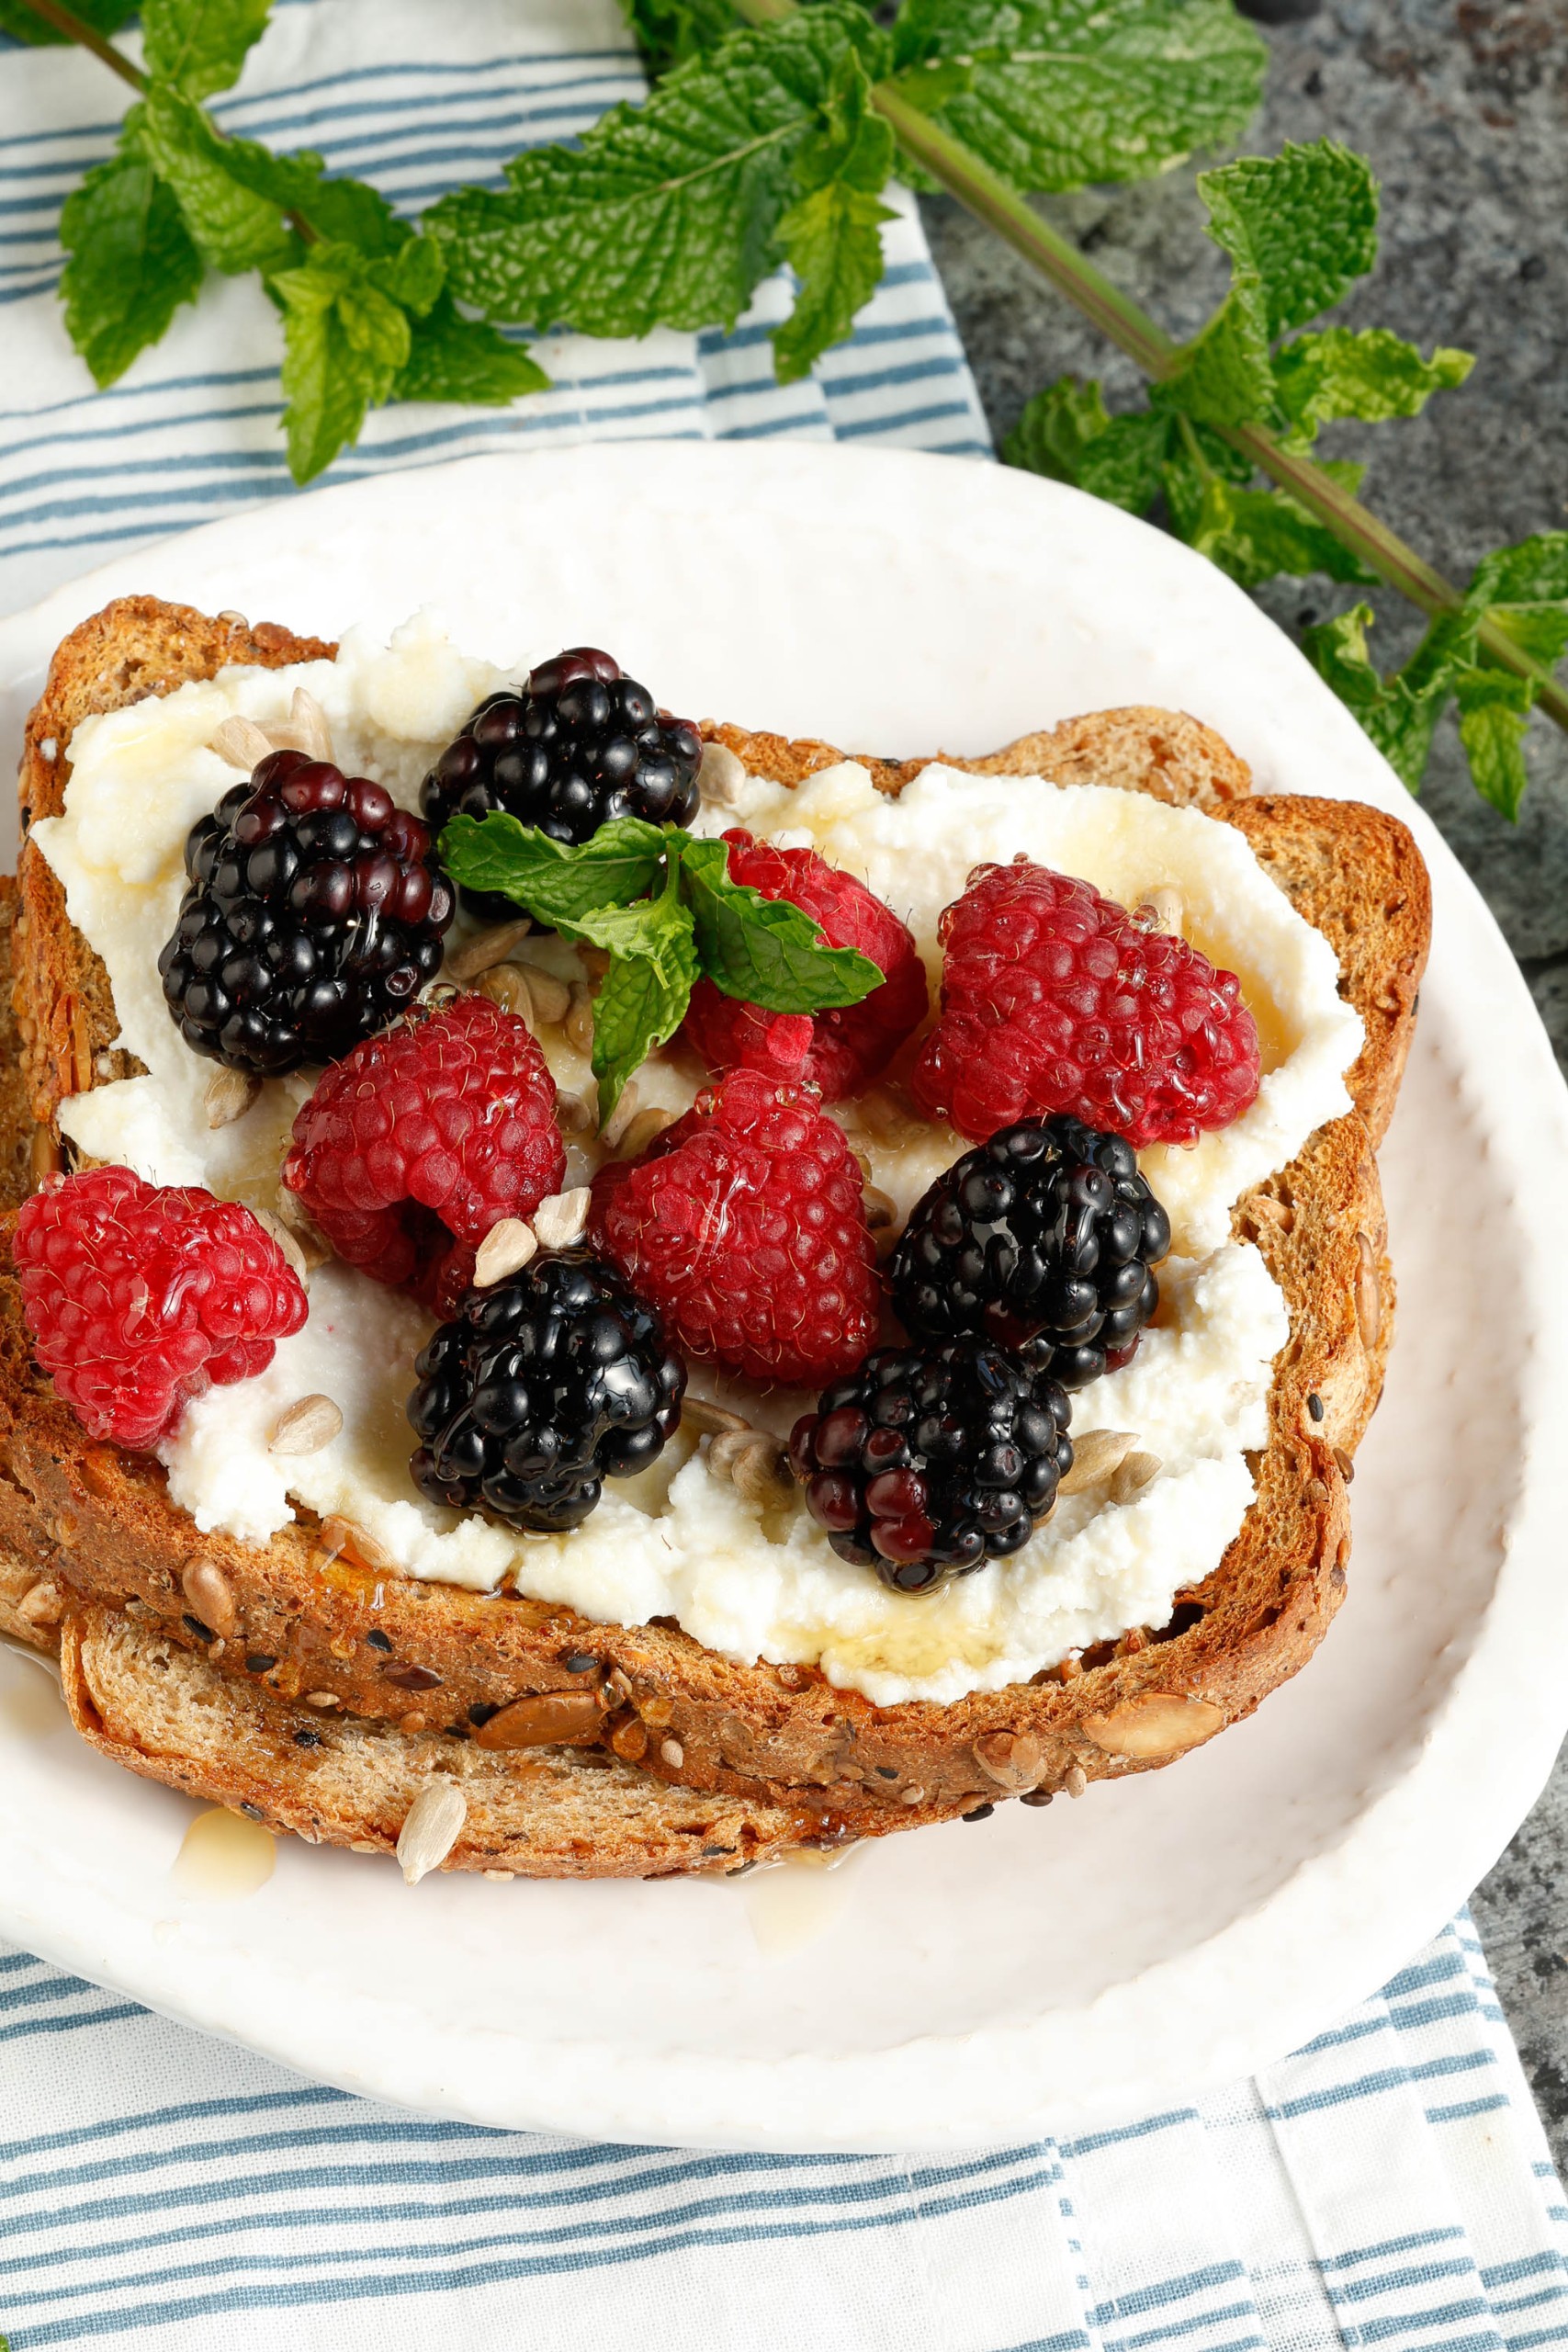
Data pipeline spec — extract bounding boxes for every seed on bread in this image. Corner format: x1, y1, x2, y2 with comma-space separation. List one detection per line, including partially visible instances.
268, 1394, 344, 1454
973, 1729, 1046, 1792
474, 1217, 538, 1287
17, 1578, 62, 1627
180, 1558, 235, 1638
204, 1067, 260, 1129
1081, 1692, 1224, 1760
396, 1779, 467, 1883
660, 1736, 685, 1769
1057, 1428, 1138, 1496
473, 1690, 604, 1748
447, 919, 534, 983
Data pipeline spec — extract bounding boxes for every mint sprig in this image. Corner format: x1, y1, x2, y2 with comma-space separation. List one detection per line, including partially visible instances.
439, 816, 886, 1120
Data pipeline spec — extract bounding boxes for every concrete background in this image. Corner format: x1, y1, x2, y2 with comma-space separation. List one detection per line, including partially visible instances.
919, 0, 1568, 2163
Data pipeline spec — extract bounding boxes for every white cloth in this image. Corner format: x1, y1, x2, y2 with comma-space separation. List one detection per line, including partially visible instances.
1, 9, 1563, 2348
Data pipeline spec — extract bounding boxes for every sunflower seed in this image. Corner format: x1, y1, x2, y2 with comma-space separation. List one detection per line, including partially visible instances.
599, 1080, 642, 1151
711, 1429, 795, 1509
272, 1187, 333, 1269
515, 960, 570, 1024
1108, 1449, 1162, 1505
556, 1087, 597, 1136
319, 1514, 396, 1575
204, 1066, 260, 1129
474, 1217, 538, 1286
532, 1188, 591, 1250
268, 1394, 344, 1454
447, 919, 535, 982
660, 1736, 685, 1769
681, 1396, 749, 1438
181, 1558, 236, 1637
477, 963, 533, 1020
209, 716, 276, 771
697, 739, 747, 808
251, 1208, 310, 1287
16, 1579, 62, 1627
1057, 1428, 1138, 1496
863, 1185, 897, 1229
287, 687, 333, 763
565, 983, 594, 1057
396, 1780, 467, 1884
613, 1105, 675, 1161
1063, 1763, 1088, 1799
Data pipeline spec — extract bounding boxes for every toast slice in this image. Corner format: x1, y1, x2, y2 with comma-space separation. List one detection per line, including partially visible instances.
4, 600, 1429, 1860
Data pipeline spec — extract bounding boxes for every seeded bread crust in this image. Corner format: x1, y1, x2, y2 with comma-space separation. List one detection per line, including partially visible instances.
2, 598, 1427, 1857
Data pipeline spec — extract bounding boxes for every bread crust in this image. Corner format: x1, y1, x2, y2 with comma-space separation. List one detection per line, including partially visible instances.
2, 599, 1426, 1860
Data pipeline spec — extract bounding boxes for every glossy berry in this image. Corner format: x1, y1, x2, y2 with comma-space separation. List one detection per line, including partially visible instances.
680, 829, 929, 1102
891, 1118, 1170, 1387
590, 1067, 880, 1387
158, 750, 455, 1076
282, 994, 565, 1317
421, 649, 703, 914
912, 859, 1262, 1148
13, 1166, 307, 1449
789, 1340, 1072, 1592
408, 1250, 686, 1533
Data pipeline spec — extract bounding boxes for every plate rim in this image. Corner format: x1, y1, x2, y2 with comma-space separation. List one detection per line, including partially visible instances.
3, 436, 1566, 2153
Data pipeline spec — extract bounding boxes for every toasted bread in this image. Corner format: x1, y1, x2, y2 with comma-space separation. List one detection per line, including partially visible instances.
3, 599, 1429, 1863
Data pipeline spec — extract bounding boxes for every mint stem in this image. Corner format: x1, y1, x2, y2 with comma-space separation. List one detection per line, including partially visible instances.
725, 0, 1568, 741
32, 0, 321, 245
866, 81, 1568, 739
17, 0, 145, 87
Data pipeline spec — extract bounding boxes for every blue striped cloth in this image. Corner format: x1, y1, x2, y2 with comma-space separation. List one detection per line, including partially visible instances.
2, 6, 1565, 2346
0, 1912, 1564, 2348
0, 0, 988, 617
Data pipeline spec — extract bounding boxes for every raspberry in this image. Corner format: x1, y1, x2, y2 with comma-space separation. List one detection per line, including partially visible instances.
12, 1166, 307, 1449
912, 860, 1262, 1148
590, 1068, 880, 1386
159, 750, 455, 1076
408, 1250, 686, 1532
282, 995, 565, 1316
789, 1340, 1072, 1592
679, 830, 929, 1101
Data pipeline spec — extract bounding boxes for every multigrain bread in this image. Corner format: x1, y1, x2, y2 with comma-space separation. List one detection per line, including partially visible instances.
2, 598, 1430, 1862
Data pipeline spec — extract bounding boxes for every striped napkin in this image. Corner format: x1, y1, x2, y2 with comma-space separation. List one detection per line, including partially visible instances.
2, 6, 1565, 2347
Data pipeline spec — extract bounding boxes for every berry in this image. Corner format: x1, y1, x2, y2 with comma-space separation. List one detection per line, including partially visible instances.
680, 830, 929, 1101
789, 1341, 1072, 1592
408, 1250, 686, 1533
13, 1166, 307, 1450
912, 859, 1262, 1148
282, 994, 565, 1317
891, 1118, 1170, 1387
421, 650, 702, 914
159, 750, 455, 1077
590, 1068, 880, 1387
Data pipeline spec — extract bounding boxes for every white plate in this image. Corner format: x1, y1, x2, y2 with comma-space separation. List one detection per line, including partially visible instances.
3, 441, 1566, 2154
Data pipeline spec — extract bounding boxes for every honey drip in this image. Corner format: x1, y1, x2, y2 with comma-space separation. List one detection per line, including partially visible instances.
171, 1807, 276, 1899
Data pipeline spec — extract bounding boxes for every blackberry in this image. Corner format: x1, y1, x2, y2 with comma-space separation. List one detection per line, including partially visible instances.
159, 750, 455, 1077
407, 1250, 686, 1534
890, 1118, 1170, 1388
421, 648, 703, 913
789, 1340, 1072, 1593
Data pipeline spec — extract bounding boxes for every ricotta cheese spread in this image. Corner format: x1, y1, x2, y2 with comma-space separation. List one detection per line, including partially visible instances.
30, 616, 1361, 1706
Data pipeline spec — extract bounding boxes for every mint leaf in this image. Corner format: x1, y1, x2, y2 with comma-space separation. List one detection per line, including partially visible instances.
1273, 326, 1472, 442
141, 0, 271, 100
439, 815, 668, 925
890, 0, 1266, 195
0, 0, 134, 41
137, 87, 300, 275
1185, 476, 1375, 589
617, 0, 739, 72
1483, 604, 1568, 673
1196, 141, 1378, 338
275, 260, 388, 484
60, 145, 204, 388
592, 933, 700, 1125
1004, 379, 1186, 514
1301, 605, 1450, 791
1163, 276, 1274, 431
1464, 531, 1568, 613
773, 49, 895, 382
431, 5, 890, 339
394, 297, 550, 405
1452, 665, 1533, 820
680, 835, 883, 1011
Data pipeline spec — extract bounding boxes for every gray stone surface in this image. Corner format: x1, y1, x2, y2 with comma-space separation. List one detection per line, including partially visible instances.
919, 0, 1568, 2167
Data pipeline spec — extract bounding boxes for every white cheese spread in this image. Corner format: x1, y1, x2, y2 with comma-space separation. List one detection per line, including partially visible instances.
29, 617, 1360, 1705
